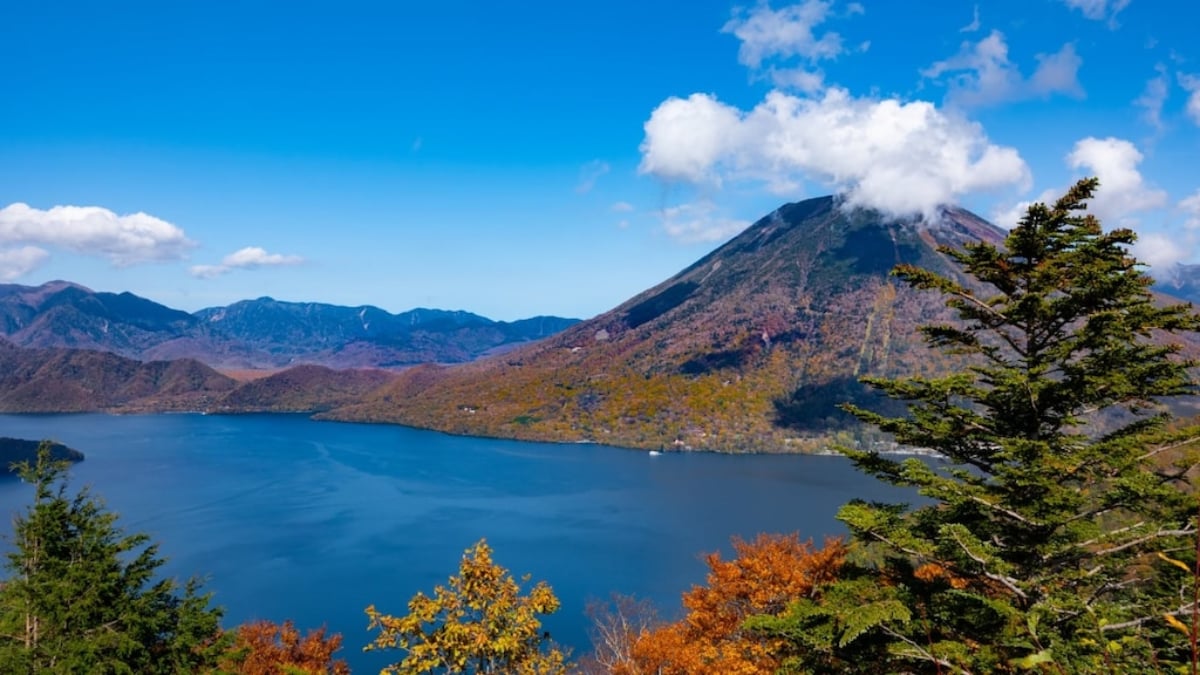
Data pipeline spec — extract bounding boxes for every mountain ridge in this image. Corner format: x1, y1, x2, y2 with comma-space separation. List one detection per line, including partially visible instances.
0, 283, 579, 370
0, 337, 399, 415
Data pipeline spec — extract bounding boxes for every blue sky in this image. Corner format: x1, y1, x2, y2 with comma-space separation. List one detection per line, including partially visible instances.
2, 0, 1198, 320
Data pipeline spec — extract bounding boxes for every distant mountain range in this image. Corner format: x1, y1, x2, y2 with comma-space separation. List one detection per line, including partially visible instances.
0, 281, 579, 369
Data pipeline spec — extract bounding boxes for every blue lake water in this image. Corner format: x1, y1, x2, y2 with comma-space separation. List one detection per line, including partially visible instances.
0, 413, 913, 671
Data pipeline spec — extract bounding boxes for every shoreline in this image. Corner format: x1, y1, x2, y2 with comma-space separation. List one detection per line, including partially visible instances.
0, 409, 942, 459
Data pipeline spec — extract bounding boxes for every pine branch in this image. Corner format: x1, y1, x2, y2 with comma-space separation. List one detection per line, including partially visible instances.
880, 625, 969, 674
1092, 527, 1196, 557
1138, 435, 1200, 462
968, 495, 1044, 528
946, 528, 1027, 600
1101, 603, 1198, 633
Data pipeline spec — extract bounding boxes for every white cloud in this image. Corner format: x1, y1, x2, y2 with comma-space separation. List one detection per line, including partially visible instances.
1066, 137, 1167, 222
990, 188, 1059, 229
1182, 191, 1200, 220
638, 93, 744, 185
922, 31, 1083, 107
723, 1, 842, 67
659, 201, 750, 243
1137, 191, 1200, 270
1135, 66, 1170, 131
0, 202, 194, 266
1135, 232, 1189, 269
923, 32, 1019, 104
639, 87, 1030, 219
995, 139, 1181, 268
1060, 0, 1131, 25
721, 0, 857, 93
610, 201, 635, 212
767, 66, 827, 94
575, 160, 611, 194
960, 5, 981, 32
189, 266, 224, 279
1177, 73, 1200, 126
0, 246, 51, 281
190, 246, 304, 279
1030, 44, 1084, 97
998, 138, 1164, 226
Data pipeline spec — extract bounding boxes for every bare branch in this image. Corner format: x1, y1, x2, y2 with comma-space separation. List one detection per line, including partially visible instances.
1138, 435, 1200, 462
969, 495, 1043, 528
1094, 528, 1195, 557
881, 625, 970, 674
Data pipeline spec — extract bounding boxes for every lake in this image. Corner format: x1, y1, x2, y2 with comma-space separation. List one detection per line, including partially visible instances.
0, 413, 913, 671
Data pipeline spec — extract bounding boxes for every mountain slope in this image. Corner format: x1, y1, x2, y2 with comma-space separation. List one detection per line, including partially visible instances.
1154, 264, 1200, 305
328, 196, 1006, 452
0, 280, 197, 356
215, 364, 396, 413
0, 339, 398, 415
0, 339, 236, 412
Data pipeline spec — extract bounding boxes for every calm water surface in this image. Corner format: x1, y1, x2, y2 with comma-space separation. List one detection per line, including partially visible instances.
0, 413, 912, 671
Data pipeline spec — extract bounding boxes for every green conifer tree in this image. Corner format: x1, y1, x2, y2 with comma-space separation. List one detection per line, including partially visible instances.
754, 179, 1200, 672
0, 443, 227, 674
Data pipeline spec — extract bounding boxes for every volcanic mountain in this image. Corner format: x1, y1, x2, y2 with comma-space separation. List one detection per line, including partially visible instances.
0, 283, 578, 369
327, 196, 1009, 452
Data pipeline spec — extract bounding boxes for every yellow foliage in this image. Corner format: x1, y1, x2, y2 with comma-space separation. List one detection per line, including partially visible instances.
365, 539, 567, 675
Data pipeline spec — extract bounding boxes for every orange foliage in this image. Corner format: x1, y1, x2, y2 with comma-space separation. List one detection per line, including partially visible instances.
221, 619, 350, 675
625, 534, 846, 675
913, 562, 970, 590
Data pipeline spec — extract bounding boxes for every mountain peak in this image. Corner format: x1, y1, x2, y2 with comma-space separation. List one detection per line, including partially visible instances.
41, 279, 93, 292
332, 200, 1008, 451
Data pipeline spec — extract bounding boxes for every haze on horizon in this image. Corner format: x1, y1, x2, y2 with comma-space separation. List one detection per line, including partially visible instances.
2, 0, 1198, 321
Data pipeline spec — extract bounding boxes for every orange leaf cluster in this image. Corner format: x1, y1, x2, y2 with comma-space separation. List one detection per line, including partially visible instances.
221, 619, 350, 675
624, 533, 846, 675
912, 562, 970, 590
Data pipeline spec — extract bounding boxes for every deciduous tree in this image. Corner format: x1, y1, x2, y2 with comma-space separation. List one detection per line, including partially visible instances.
365, 539, 567, 674
221, 619, 349, 674
577, 594, 659, 675
627, 533, 845, 675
